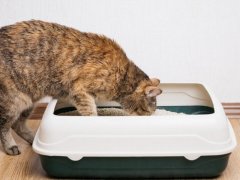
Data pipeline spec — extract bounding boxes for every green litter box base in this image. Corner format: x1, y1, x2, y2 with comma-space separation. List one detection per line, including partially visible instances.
40, 154, 230, 179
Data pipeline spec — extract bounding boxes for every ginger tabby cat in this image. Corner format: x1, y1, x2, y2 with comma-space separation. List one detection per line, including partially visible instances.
0, 20, 162, 155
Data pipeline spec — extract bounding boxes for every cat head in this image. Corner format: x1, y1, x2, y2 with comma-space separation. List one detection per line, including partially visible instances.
121, 78, 162, 115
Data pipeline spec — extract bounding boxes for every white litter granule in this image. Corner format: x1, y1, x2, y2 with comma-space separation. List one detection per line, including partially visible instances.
58, 108, 185, 116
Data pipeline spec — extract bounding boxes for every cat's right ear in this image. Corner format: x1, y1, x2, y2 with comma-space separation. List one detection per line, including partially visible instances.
145, 86, 162, 97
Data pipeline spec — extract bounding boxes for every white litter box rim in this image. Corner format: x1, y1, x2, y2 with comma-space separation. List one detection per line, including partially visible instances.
33, 83, 237, 161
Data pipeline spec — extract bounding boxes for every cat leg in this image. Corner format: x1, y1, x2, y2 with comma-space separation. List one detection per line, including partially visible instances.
0, 113, 20, 155
12, 107, 34, 145
0, 87, 33, 155
0, 83, 20, 155
70, 92, 97, 116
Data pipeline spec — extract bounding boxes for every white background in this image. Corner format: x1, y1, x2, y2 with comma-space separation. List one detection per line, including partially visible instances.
0, 0, 239, 102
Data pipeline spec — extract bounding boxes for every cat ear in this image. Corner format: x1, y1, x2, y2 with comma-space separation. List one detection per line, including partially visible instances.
151, 78, 160, 86
145, 86, 162, 97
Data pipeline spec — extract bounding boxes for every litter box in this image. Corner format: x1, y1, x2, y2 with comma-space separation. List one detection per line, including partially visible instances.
33, 83, 237, 179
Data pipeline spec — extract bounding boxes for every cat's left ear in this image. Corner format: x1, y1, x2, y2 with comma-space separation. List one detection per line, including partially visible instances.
145, 86, 162, 97
151, 78, 160, 86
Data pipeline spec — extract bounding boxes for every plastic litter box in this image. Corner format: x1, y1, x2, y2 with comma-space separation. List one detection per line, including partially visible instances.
33, 83, 237, 179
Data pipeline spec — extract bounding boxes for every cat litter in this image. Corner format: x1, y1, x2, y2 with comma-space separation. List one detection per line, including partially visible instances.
33, 83, 236, 179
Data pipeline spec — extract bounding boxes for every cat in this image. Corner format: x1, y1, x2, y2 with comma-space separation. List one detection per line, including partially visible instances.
0, 20, 162, 155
